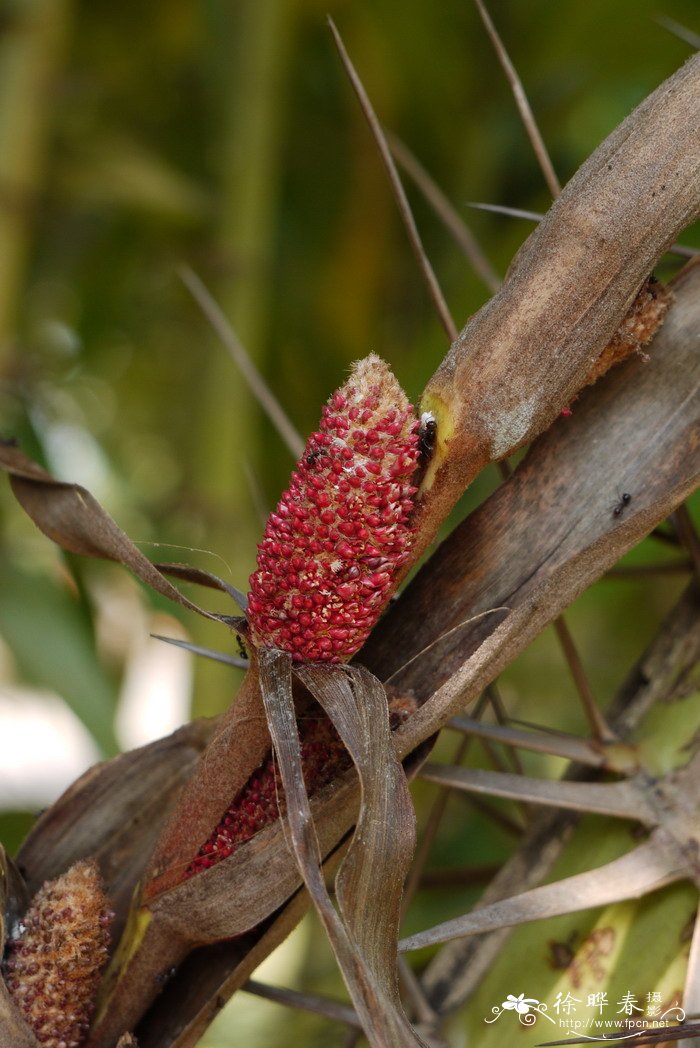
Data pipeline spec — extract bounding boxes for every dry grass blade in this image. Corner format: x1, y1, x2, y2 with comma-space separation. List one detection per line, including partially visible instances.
179, 266, 304, 459
657, 15, 700, 50
259, 651, 426, 1047
388, 133, 500, 293
468, 199, 699, 258
449, 715, 611, 768
473, 0, 561, 198
420, 583, 700, 1014
468, 200, 543, 222
328, 18, 457, 342
297, 665, 417, 1003
244, 979, 360, 1028
152, 562, 248, 612
399, 839, 687, 952
151, 634, 248, 670
0, 442, 242, 629
420, 765, 655, 822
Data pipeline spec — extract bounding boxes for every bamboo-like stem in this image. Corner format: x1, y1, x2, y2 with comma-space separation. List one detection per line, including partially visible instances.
188, 1, 296, 718
0, 0, 70, 363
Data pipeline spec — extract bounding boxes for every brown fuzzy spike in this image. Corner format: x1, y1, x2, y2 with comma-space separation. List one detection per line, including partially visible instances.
585, 275, 674, 386
2, 859, 113, 1048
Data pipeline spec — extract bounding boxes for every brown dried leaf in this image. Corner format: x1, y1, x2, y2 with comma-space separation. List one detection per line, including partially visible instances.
0, 442, 242, 628
0, 847, 39, 1047
419, 765, 656, 823
399, 839, 687, 952
297, 664, 418, 1012
133, 844, 350, 1048
259, 650, 425, 1047
449, 715, 619, 770
16, 719, 214, 938
415, 56, 700, 552
366, 261, 700, 751
0, 847, 30, 957
143, 667, 270, 899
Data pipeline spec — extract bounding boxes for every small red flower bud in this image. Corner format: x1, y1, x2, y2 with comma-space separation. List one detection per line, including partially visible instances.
248, 355, 420, 662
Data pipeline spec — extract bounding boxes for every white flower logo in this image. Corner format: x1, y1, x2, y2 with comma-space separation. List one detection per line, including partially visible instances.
502, 993, 539, 1015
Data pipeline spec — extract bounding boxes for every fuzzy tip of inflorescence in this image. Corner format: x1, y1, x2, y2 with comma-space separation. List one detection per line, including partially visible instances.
247, 354, 420, 663
3, 858, 113, 1048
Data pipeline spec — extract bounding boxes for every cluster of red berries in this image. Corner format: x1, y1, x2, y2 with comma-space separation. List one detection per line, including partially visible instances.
247, 356, 420, 663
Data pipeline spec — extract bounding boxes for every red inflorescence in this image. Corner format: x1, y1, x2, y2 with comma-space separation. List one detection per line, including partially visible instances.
186, 714, 351, 876
186, 694, 418, 878
247, 355, 420, 663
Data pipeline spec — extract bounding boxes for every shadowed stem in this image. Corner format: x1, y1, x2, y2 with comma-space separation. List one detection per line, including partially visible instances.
673, 504, 700, 580
328, 17, 458, 342
473, 0, 561, 198
553, 617, 615, 743
388, 132, 501, 294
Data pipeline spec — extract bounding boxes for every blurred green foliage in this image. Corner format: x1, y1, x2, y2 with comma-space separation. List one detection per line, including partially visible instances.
0, 0, 698, 1043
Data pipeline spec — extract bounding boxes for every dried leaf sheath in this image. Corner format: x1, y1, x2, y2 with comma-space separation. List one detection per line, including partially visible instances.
247, 354, 420, 662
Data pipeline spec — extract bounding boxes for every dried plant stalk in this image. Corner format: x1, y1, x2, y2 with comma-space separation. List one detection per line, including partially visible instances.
415, 54, 700, 557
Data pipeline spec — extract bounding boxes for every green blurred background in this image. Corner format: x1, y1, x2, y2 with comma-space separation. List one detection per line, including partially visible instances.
0, 1, 698, 1043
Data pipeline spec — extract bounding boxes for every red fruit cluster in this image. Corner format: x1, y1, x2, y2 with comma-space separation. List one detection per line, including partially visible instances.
3, 859, 113, 1048
247, 355, 420, 662
187, 714, 351, 876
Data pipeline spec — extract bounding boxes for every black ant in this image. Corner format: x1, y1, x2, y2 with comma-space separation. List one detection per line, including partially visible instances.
418, 411, 437, 470
613, 492, 632, 517
305, 446, 327, 468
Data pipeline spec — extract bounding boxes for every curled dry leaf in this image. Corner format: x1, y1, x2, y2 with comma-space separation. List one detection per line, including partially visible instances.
0, 442, 243, 630
16, 719, 215, 940
0, 846, 30, 956
259, 651, 425, 1047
